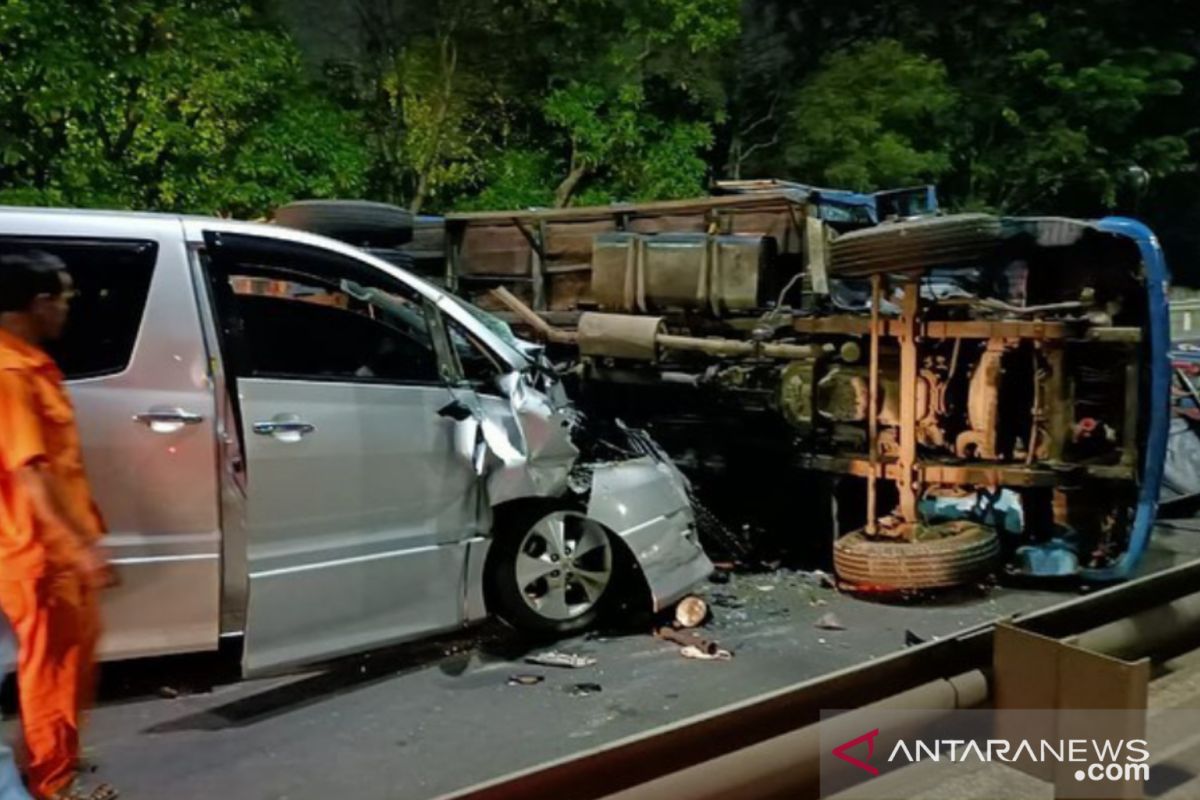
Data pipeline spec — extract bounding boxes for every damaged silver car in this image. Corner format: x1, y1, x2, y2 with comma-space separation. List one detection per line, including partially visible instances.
0, 207, 712, 675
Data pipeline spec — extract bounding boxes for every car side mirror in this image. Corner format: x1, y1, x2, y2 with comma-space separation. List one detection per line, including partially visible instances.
437, 399, 474, 422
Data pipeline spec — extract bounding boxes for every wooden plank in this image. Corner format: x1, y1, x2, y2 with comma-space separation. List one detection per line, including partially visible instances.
543, 262, 594, 275
443, 191, 804, 224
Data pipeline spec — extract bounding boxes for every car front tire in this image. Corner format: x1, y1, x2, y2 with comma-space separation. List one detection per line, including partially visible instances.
488, 503, 617, 636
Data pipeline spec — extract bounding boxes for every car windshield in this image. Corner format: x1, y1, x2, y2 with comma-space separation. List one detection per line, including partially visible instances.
445, 293, 523, 350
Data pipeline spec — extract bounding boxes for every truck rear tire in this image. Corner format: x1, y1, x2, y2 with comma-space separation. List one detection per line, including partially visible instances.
273, 200, 414, 247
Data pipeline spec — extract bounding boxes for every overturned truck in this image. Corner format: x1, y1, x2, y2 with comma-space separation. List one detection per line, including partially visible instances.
442, 184, 1170, 590
281, 184, 1171, 591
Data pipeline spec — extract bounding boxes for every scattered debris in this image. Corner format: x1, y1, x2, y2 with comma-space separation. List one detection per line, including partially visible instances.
525, 651, 598, 669
904, 629, 926, 647
814, 612, 845, 631
797, 569, 837, 589
755, 584, 776, 592
709, 592, 745, 609
507, 674, 545, 686
708, 570, 732, 585
674, 596, 709, 628
817, 638, 828, 645
654, 626, 731, 659
656, 626, 711, 651
680, 645, 732, 661
157, 686, 180, 699
567, 682, 603, 697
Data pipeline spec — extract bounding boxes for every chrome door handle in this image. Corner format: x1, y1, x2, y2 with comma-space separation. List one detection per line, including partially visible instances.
253, 417, 316, 442
133, 407, 204, 434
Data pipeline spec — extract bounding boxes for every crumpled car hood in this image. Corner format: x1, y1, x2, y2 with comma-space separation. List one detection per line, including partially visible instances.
463, 369, 712, 610
464, 371, 580, 504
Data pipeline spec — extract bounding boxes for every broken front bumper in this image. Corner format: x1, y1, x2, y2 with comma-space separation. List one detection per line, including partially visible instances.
467, 367, 713, 611
586, 456, 714, 612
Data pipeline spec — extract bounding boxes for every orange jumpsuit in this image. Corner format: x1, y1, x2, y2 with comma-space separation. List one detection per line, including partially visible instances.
0, 328, 104, 799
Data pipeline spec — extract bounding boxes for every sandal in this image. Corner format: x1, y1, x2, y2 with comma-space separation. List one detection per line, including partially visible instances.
49, 781, 118, 800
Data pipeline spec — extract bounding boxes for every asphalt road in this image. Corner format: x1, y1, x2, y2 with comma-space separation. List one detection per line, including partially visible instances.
6, 523, 1200, 800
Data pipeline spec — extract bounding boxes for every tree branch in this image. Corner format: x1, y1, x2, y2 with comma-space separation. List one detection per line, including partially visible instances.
738, 131, 781, 164
410, 34, 459, 214
554, 136, 588, 207
739, 91, 779, 139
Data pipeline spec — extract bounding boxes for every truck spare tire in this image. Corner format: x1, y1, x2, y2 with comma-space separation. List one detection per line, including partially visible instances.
274, 200, 414, 247
829, 213, 1003, 277
833, 520, 1000, 591
362, 248, 416, 271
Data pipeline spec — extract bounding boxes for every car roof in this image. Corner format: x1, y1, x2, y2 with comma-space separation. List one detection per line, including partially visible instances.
0, 205, 530, 370
0, 205, 441, 296
0, 205, 191, 239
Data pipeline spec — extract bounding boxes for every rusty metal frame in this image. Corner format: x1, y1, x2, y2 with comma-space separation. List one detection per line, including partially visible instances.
791, 316, 1142, 342
1121, 351, 1140, 470
1043, 345, 1071, 462
788, 296, 1141, 510
897, 280, 921, 522
866, 274, 882, 534
795, 454, 1135, 486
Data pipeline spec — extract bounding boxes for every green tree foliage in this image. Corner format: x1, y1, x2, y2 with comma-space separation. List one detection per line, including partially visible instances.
536, 0, 740, 206
4, 0, 1200, 277
376, 37, 485, 213
343, 0, 739, 210
455, 149, 558, 212
0, 0, 368, 216
781, 40, 957, 191
746, 0, 1196, 215
347, 0, 512, 212
948, 10, 1193, 211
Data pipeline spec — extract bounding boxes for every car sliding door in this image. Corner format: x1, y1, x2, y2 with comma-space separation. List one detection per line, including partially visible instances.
201, 231, 482, 673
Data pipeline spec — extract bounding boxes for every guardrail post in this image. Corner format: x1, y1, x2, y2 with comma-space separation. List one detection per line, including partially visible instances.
994, 623, 1149, 799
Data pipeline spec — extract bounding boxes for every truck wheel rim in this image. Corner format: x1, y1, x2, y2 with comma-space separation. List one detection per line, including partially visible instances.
516, 512, 612, 621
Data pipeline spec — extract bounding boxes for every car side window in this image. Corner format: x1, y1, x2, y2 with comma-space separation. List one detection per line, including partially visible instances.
446, 318, 503, 391
221, 267, 441, 385
0, 237, 157, 380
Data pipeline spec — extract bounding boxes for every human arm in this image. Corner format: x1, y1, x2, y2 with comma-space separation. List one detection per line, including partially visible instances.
0, 370, 113, 588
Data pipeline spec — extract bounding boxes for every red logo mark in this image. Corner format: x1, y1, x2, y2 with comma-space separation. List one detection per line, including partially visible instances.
833, 729, 881, 776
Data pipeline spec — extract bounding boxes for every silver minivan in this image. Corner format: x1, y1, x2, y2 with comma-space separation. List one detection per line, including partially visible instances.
0, 208, 712, 674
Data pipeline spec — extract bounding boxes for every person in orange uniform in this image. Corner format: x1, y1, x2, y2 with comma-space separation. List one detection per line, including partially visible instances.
0, 251, 117, 800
